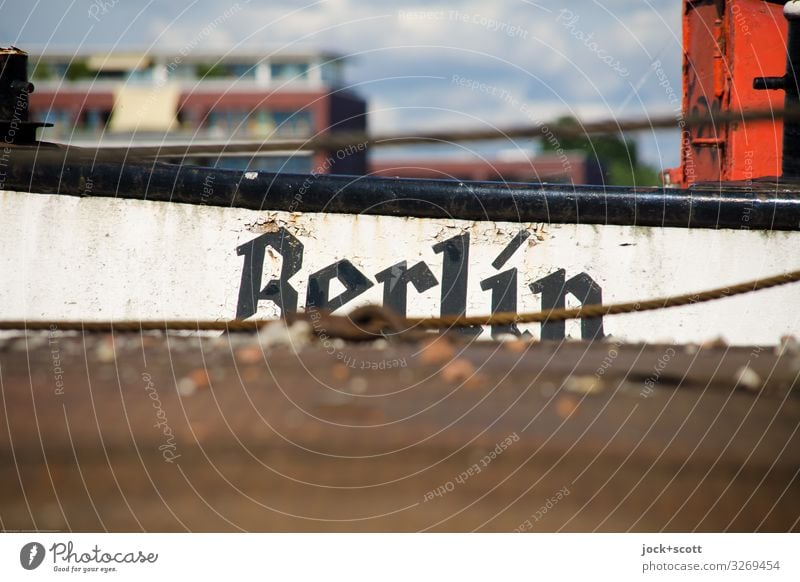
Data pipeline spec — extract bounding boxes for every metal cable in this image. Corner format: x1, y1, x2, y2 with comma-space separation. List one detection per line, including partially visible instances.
79, 107, 800, 158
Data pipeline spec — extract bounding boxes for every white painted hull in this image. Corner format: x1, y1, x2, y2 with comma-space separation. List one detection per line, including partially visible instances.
2, 189, 798, 344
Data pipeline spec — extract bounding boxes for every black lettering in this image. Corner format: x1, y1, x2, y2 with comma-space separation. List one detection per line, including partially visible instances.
492, 230, 530, 270
307, 259, 374, 312
529, 270, 604, 340
480, 269, 531, 339
565, 272, 604, 340
236, 229, 303, 318
375, 260, 438, 317
433, 233, 481, 337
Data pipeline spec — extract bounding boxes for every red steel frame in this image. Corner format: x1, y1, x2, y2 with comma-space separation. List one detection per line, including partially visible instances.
667, 0, 788, 186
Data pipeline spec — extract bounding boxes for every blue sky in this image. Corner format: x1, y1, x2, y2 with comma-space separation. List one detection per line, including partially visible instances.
1, 0, 684, 168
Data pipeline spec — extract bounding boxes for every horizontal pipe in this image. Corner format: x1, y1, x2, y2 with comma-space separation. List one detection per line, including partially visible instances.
1, 143, 799, 230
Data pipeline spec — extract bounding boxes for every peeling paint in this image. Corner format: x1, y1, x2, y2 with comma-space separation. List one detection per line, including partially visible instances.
1, 189, 799, 345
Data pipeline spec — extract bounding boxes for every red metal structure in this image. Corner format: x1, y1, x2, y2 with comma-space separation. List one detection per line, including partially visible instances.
666, 0, 788, 187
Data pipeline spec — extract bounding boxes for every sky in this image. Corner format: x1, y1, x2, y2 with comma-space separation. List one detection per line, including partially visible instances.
0, 0, 685, 168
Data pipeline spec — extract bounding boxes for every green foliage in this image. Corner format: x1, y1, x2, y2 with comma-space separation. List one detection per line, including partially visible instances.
541, 116, 661, 186
196, 63, 227, 79
65, 60, 93, 81
29, 62, 54, 80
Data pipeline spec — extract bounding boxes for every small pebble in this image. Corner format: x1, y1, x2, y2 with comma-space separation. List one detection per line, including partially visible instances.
419, 337, 455, 364
465, 373, 488, 390
258, 320, 312, 349
563, 375, 602, 394
94, 339, 115, 362
331, 363, 350, 381
349, 377, 368, 393
540, 382, 557, 397
776, 335, 800, 356
177, 377, 196, 396
235, 346, 262, 364
556, 396, 579, 419
188, 368, 210, 389
242, 367, 260, 383
735, 365, 762, 391
441, 358, 476, 384
701, 336, 728, 349
505, 340, 529, 353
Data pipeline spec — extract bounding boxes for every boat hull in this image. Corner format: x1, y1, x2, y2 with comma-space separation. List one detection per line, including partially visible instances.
2, 189, 798, 344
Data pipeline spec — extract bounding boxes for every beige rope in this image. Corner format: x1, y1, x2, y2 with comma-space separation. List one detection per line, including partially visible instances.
2, 267, 799, 338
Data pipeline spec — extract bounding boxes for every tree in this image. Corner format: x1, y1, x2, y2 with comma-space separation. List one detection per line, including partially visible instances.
541, 116, 661, 186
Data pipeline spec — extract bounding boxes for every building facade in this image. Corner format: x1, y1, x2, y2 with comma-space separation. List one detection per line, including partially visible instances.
27, 49, 368, 174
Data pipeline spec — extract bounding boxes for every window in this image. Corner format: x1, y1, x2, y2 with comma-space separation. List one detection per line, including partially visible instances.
81, 109, 111, 133
272, 110, 313, 137
206, 109, 250, 135
42, 108, 73, 127
270, 62, 309, 81
167, 63, 196, 80
203, 109, 314, 138
229, 63, 257, 80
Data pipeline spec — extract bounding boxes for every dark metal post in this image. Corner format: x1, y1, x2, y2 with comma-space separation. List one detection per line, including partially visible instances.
754, 1, 800, 178
0, 47, 48, 144
782, 1, 800, 178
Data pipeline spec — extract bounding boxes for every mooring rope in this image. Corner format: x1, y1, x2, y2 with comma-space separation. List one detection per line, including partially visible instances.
1, 267, 799, 339
407, 267, 800, 328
